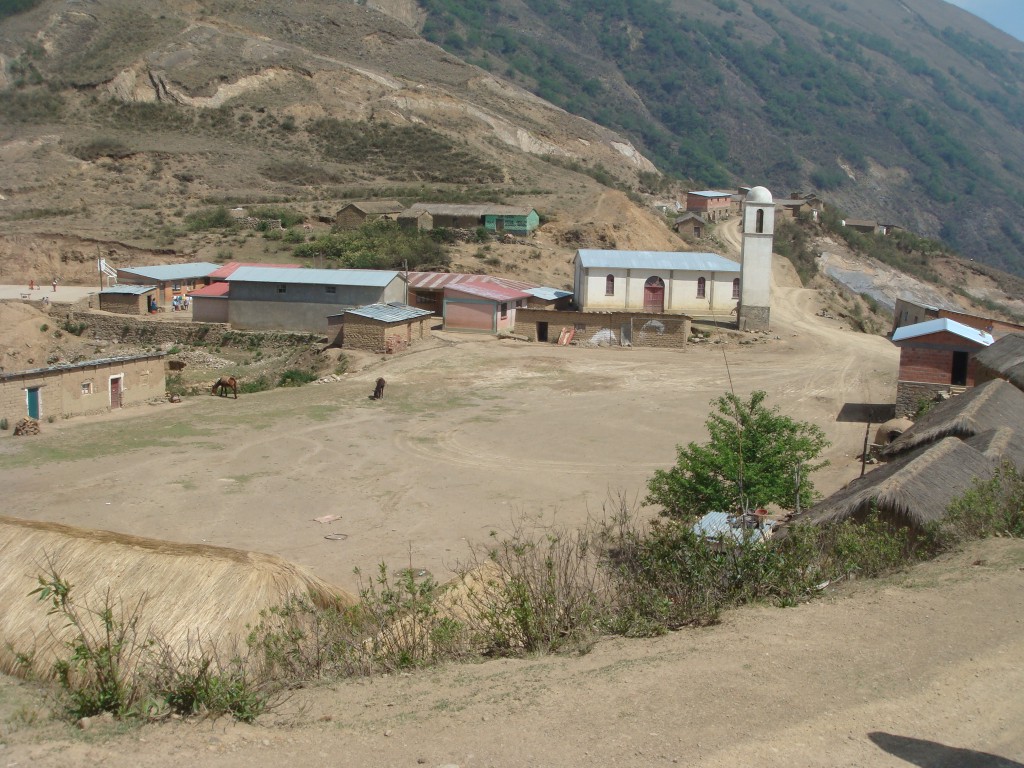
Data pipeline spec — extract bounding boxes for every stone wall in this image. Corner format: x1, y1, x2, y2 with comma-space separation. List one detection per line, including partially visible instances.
59, 310, 320, 349
896, 381, 957, 418
514, 308, 690, 349
739, 305, 770, 332
340, 316, 428, 354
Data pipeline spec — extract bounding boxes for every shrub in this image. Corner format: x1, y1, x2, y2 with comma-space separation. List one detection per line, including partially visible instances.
277, 369, 317, 387
30, 568, 150, 719
39, 323, 48, 332
0, 417, 8, 430
238, 375, 273, 394
29, 564, 274, 722
934, 464, 1024, 544
184, 207, 235, 232
454, 523, 607, 655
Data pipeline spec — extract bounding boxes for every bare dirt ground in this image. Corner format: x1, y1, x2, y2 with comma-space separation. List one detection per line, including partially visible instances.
2, 257, 1022, 766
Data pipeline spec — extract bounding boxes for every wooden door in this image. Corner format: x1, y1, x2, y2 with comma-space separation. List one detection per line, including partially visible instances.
110, 377, 123, 408
644, 277, 665, 313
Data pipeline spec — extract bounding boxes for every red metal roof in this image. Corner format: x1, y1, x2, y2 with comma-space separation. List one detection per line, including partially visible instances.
407, 271, 537, 292
189, 282, 230, 297
444, 282, 532, 301
207, 262, 301, 280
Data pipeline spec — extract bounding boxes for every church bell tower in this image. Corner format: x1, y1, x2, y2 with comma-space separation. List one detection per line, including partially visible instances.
738, 186, 774, 332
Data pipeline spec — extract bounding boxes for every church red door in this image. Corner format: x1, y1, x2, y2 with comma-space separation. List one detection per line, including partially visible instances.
643, 276, 665, 313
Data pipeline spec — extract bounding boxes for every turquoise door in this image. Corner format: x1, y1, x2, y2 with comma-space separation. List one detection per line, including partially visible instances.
27, 388, 40, 419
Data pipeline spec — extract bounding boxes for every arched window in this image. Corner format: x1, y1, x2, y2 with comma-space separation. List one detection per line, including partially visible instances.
732, 278, 741, 299
755, 209, 765, 234
605, 274, 615, 296
696, 276, 706, 299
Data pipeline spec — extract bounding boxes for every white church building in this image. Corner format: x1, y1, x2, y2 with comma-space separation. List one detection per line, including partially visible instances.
572, 186, 775, 327
572, 249, 741, 316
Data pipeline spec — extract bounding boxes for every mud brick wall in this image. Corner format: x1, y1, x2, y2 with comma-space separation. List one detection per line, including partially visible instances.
514, 308, 690, 349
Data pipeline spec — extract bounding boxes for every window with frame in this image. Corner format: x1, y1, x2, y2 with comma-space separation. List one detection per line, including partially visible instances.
325, 285, 337, 294
605, 274, 615, 296
500, 302, 508, 319
732, 278, 741, 299
696, 277, 706, 298
172, 282, 181, 291
277, 284, 287, 294
81, 381, 92, 396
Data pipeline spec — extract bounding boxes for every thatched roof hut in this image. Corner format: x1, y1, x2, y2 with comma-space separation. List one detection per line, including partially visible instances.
806, 438, 995, 529
882, 379, 1024, 459
974, 332, 1024, 390
965, 427, 1024, 468
0, 517, 355, 679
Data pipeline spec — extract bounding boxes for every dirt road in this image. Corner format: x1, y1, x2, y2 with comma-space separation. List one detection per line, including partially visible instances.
1, 539, 1021, 767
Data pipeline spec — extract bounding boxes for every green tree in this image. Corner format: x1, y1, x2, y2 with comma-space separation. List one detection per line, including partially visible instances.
646, 391, 830, 519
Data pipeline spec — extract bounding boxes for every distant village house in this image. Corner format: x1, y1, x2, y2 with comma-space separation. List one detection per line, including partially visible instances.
334, 200, 405, 230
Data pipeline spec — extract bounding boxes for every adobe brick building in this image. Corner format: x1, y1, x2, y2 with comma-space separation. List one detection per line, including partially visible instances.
0, 353, 166, 425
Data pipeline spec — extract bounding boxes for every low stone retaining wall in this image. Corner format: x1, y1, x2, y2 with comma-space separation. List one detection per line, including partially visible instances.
59, 310, 321, 349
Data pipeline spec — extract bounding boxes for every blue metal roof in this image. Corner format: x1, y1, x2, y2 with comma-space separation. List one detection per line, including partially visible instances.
226, 266, 401, 287
526, 286, 573, 301
345, 302, 433, 323
576, 250, 741, 272
688, 190, 733, 198
891, 318, 994, 346
118, 263, 220, 281
100, 285, 157, 295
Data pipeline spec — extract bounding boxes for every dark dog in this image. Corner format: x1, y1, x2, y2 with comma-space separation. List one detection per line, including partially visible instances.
372, 377, 386, 400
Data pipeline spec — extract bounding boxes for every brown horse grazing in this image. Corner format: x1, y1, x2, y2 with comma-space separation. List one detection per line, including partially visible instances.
212, 376, 238, 399
372, 377, 386, 400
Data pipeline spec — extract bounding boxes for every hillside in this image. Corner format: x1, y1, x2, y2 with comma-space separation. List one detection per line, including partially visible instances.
1, 0, 1024, 289
404, 0, 1024, 272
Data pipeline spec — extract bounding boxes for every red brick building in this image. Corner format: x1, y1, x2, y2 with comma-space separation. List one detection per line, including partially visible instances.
685, 191, 733, 222
892, 318, 994, 416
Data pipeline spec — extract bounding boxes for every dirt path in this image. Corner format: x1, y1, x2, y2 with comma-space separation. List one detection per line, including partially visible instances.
2, 539, 1021, 767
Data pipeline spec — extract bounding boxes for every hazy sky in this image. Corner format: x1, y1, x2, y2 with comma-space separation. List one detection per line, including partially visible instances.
943, 0, 1024, 41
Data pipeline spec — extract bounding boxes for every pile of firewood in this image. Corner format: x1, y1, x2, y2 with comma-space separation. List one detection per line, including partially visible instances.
13, 418, 40, 436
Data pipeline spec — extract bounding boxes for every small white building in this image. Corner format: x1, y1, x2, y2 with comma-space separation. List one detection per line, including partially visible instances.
572, 249, 742, 316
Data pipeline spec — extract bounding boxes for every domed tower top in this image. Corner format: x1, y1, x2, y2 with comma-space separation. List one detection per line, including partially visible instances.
746, 186, 773, 204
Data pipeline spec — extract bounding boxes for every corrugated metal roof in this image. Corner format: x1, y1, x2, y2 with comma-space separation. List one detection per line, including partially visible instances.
892, 318, 994, 346
0, 353, 166, 382
445, 282, 532, 301
692, 511, 773, 545
526, 286, 572, 301
207, 262, 300, 280
226, 266, 400, 287
575, 250, 741, 272
688, 190, 733, 198
345, 302, 434, 323
339, 200, 405, 215
118, 263, 220, 281
404, 203, 536, 217
189, 282, 230, 298
406, 272, 538, 292
100, 285, 157, 295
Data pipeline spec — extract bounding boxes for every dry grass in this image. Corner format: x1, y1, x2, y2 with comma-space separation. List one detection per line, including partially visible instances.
0, 516, 355, 680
